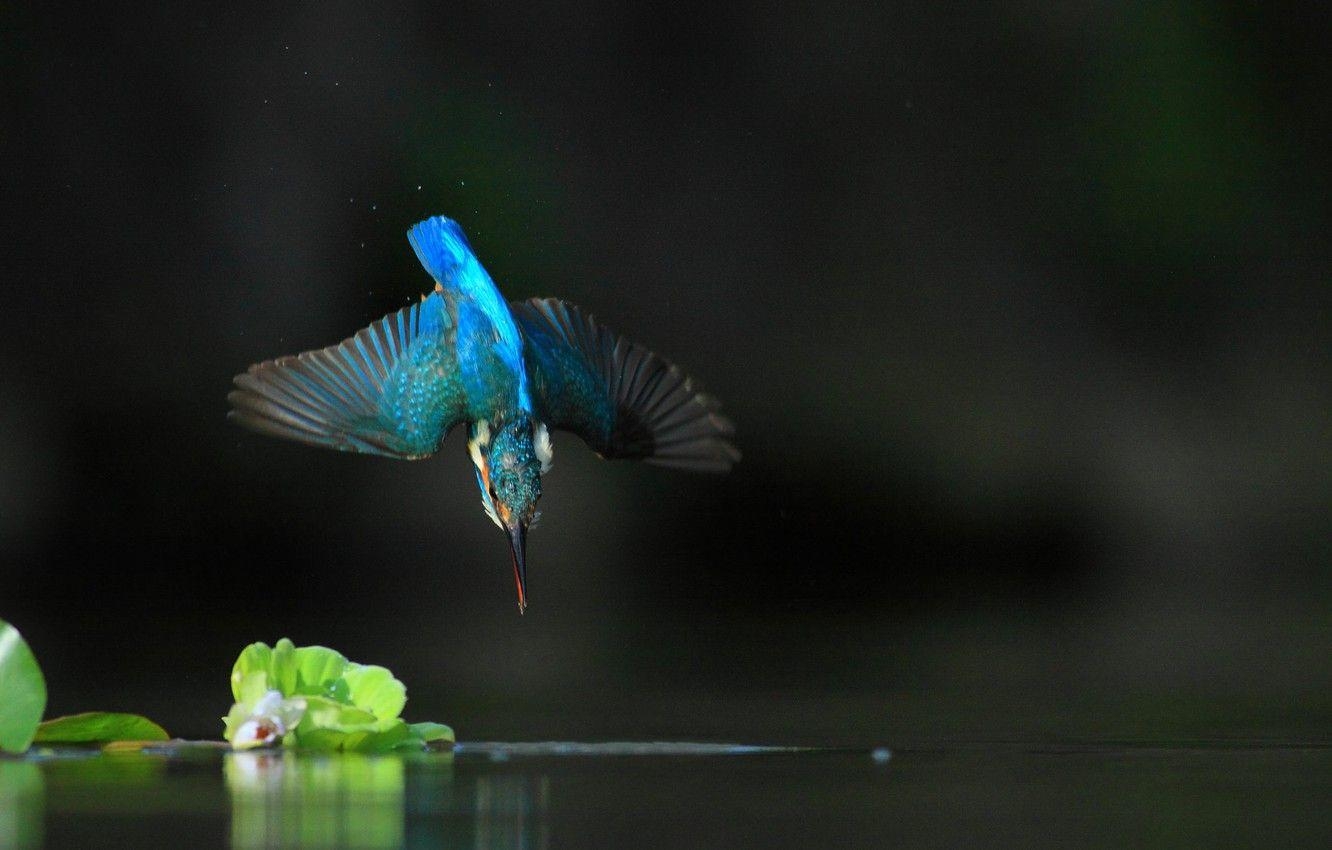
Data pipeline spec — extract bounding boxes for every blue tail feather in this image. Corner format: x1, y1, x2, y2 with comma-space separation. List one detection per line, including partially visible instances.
407, 216, 474, 286
405, 215, 532, 412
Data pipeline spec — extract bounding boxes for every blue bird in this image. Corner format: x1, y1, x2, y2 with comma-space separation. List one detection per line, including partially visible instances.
228, 216, 739, 613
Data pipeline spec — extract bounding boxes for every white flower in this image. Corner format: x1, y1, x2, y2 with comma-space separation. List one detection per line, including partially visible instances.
228, 689, 307, 750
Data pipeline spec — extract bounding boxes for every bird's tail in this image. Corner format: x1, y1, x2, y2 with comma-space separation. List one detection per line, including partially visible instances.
407, 216, 473, 285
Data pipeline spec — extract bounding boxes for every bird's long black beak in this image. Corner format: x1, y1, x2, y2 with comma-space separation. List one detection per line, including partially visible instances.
507, 521, 528, 615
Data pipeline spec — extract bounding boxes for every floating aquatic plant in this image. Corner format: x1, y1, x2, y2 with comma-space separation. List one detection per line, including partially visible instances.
223, 639, 453, 752
34, 712, 168, 745
2, 620, 448, 754
0, 618, 168, 753
0, 620, 45, 753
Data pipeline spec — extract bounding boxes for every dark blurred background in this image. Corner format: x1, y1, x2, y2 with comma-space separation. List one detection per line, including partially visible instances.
1, 1, 1327, 743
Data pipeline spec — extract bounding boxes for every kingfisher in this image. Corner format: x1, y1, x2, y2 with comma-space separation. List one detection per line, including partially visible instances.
228, 215, 739, 613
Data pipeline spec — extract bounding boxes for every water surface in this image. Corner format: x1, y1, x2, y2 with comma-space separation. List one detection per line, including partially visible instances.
2, 739, 1327, 847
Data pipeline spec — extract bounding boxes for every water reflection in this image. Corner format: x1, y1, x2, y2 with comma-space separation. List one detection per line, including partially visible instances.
0, 760, 43, 848
9, 742, 1328, 847
225, 750, 549, 849
473, 773, 549, 850
226, 752, 408, 848
3, 747, 553, 849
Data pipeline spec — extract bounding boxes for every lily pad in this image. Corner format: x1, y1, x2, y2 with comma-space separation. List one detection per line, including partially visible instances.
34, 712, 169, 744
0, 619, 47, 753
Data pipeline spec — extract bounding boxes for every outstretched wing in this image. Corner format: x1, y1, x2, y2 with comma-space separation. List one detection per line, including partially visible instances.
228, 292, 466, 459
512, 298, 740, 472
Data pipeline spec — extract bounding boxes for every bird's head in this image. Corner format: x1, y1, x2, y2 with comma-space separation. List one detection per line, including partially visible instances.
467, 416, 553, 613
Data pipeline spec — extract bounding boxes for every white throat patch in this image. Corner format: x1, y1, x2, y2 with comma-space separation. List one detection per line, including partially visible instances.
467, 419, 492, 471
534, 422, 554, 473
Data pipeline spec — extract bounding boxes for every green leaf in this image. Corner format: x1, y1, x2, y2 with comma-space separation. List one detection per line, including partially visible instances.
0, 619, 46, 754
233, 641, 350, 703
230, 642, 274, 702
341, 664, 407, 722
292, 727, 347, 751
298, 695, 378, 732
391, 722, 455, 752
299, 719, 412, 753
291, 645, 349, 697
339, 720, 411, 753
233, 671, 271, 706
270, 638, 298, 695
34, 712, 169, 744
406, 722, 454, 744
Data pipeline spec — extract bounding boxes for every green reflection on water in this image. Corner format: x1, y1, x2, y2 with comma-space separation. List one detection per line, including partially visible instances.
472, 772, 549, 850
0, 760, 43, 848
10, 741, 1329, 847
6, 744, 559, 849
225, 752, 412, 848
224, 749, 550, 849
